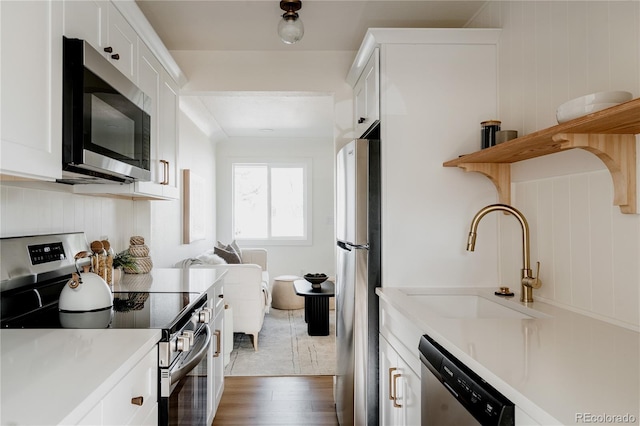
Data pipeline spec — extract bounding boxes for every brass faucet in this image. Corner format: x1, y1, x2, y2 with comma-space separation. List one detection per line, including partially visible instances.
466, 203, 542, 303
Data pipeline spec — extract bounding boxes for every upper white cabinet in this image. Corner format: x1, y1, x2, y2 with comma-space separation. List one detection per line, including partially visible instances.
353, 48, 380, 137
64, 1, 137, 83
0, 1, 63, 181
1, 0, 184, 199
133, 42, 179, 199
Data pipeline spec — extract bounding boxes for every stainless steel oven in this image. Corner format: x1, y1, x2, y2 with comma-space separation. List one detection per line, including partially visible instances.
158, 298, 213, 425
419, 334, 515, 426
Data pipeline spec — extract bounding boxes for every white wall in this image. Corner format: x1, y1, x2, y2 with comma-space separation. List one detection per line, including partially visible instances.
469, 0, 640, 328
0, 184, 138, 253
149, 110, 218, 267
215, 136, 335, 282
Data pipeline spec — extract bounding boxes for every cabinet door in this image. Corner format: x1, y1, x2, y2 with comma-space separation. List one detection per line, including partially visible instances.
63, 0, 108, 51
211, 305, 225, 415
353, 48, 379, 137
107, 2, 137, 82
158, 70, 179, 198
0, 1, 62, 180
379, 336, 397, 426
137, 42, 161, 185
353, 73, 366, 133
363, 48, 380, 128
379, 335, 421, 426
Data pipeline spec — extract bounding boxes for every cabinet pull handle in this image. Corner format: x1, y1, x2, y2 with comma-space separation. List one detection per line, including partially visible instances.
160, 160, 169, 185
104, 46, 113, 53
218, 294, 224, 298
392, 373, 402, 408
213, 329, 221, 357
358, 117, 366, 124
131, 396, 144, 406
111, 53, 120, 60
388, 367, 397, 400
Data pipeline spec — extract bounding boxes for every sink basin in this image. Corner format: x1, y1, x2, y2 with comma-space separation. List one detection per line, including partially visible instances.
409, 294, 534, 319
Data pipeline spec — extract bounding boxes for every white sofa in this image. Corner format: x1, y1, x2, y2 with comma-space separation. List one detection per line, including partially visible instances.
179, 248, 270, 350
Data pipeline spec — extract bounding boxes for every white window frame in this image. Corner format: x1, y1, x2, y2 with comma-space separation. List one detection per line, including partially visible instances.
231, 159, 312, 246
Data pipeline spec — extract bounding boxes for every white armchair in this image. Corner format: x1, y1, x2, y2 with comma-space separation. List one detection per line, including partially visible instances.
183, 248, 270, 350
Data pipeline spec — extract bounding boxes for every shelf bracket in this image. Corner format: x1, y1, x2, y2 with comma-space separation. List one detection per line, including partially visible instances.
553, 133, 637, 214
458, 163, 511, 206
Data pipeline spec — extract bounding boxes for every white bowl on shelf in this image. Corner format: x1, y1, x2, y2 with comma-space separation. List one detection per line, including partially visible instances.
556, 91, 632, 123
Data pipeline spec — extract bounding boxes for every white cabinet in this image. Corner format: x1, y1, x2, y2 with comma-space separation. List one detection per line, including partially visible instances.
353, 48, 379, 137
64, 1, 137, 82
210, 280, 225, 416
379, 335, 421, 426
77, 345, 158, 425
379, 298, 422, 426
0, 0, 63, 180
132, 42, 179, 199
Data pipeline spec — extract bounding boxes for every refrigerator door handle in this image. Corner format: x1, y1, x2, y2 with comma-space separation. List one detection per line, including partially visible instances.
337, 240, 370, 251
337, 240, 352, 251
349, 243, 370, 250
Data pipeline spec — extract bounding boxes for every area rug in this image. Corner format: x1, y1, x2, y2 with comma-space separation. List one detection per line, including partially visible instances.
224, 308, 336, 376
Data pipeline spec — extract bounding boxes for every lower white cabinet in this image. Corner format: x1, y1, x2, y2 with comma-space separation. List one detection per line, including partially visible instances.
379, 335, 421, 426
77, 345, 158, 425
209, 279, 225, 419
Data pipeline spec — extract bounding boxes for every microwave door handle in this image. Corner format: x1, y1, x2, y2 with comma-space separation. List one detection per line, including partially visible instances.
170, 324, 211, 385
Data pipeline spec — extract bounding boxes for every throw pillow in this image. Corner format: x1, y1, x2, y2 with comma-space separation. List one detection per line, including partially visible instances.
214, 245, 241, 264
216, 240, 243, 263
196, 250, 227, 265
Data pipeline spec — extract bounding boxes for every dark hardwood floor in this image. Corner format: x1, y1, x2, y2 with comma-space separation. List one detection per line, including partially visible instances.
212, 376, 339, 425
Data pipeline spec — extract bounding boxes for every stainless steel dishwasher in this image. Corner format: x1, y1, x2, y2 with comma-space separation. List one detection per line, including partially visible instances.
419, 334, 515, 426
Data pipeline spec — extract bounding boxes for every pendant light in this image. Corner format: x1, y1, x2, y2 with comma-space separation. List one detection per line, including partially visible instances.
278, 0, 304, 44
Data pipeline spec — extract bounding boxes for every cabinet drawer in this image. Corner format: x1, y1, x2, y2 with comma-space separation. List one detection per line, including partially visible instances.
101, 346, 157, 425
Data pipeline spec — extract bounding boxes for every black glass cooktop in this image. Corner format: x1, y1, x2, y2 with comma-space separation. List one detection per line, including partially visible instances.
2, 287, 204, 335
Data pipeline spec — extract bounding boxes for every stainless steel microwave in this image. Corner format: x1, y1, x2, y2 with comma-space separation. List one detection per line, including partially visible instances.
61, 36, 151, 184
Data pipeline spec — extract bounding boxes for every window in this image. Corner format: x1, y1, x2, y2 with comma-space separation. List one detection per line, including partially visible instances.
232, 161, 311, 244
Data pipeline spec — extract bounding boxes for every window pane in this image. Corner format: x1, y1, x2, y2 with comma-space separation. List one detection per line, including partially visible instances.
271, 167, 304, 237
233, 165, 268, 239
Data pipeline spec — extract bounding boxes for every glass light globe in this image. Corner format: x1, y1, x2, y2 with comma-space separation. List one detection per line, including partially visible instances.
278, 15, 304, 44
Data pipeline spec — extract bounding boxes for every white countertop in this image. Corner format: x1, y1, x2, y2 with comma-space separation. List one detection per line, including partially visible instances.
377, 287, 640, 425
0, 328, 161, 425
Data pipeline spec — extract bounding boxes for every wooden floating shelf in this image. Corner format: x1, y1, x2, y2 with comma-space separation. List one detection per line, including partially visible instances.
443, 97, 640, 214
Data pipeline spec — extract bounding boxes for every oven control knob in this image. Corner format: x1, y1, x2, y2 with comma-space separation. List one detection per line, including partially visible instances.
198, 308, 212, 324
176, 335, 190, 352
182, 330, 195, 347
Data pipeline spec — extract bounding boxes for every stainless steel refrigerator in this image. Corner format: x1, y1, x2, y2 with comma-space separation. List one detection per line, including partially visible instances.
335, 137, 381, 426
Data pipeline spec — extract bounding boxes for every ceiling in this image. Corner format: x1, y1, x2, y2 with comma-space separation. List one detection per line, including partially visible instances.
135, 0, 486, 139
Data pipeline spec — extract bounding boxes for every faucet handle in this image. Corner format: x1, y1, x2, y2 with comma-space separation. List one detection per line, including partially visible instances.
523, 261, 542, 289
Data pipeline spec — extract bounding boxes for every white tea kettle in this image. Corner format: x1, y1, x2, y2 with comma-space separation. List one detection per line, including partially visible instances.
59, 251, 113, 328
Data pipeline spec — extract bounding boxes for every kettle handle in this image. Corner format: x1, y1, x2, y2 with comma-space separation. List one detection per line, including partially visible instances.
72, 251, 92, 280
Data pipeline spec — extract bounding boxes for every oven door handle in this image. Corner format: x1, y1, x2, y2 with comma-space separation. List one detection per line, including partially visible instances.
170, 324, 211, 385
